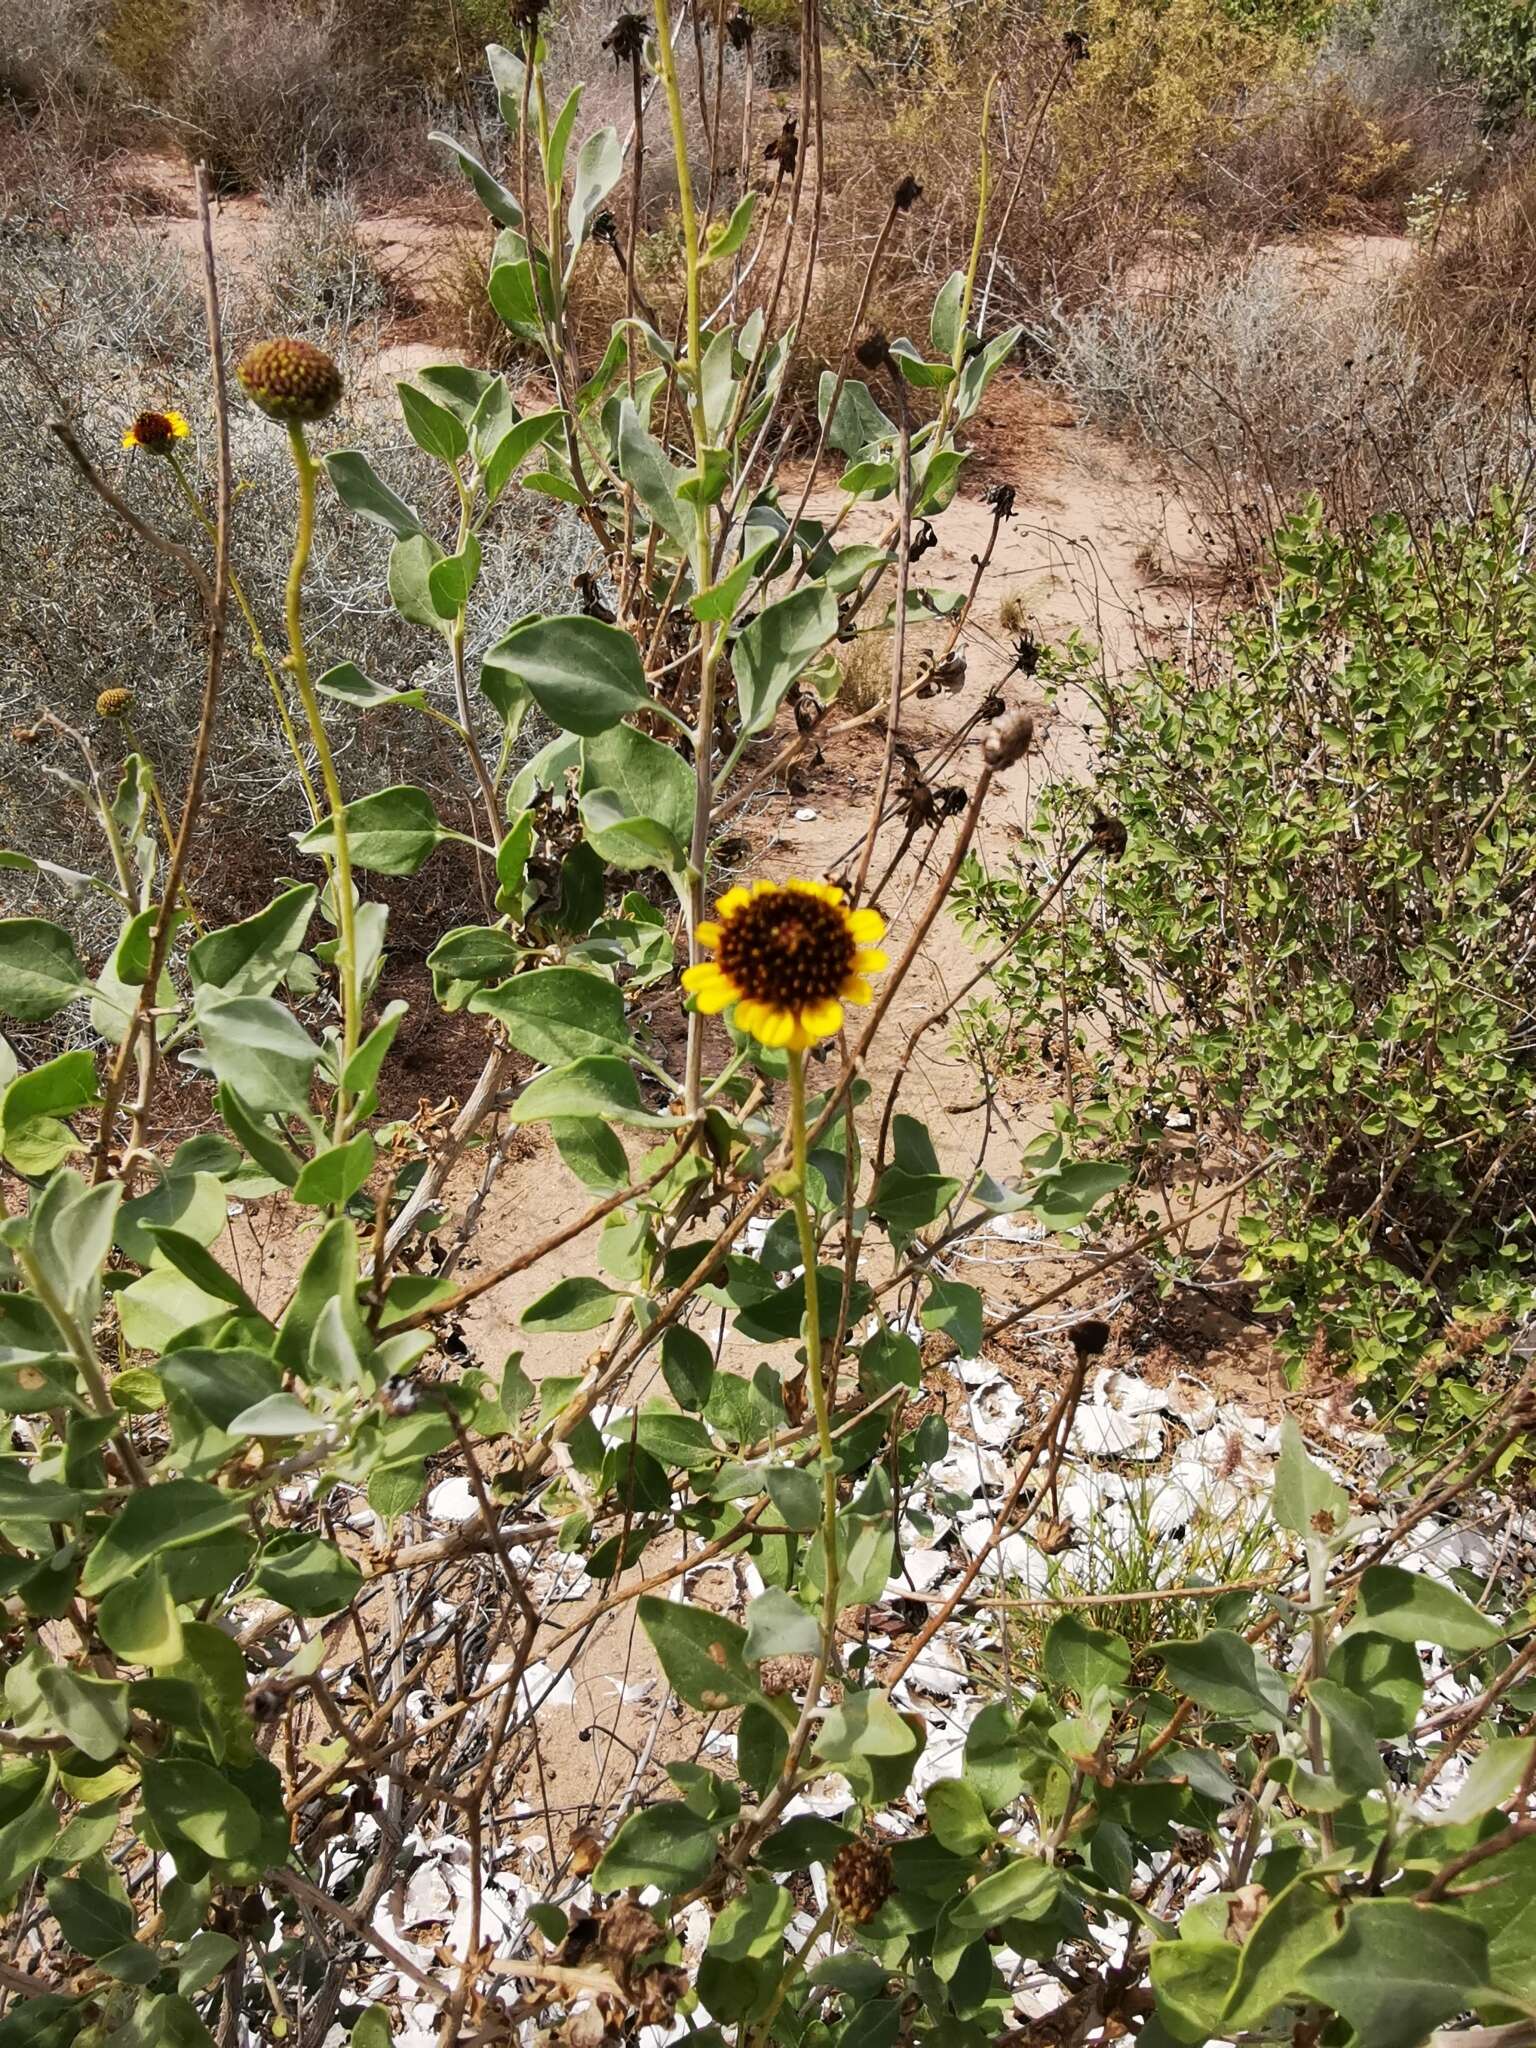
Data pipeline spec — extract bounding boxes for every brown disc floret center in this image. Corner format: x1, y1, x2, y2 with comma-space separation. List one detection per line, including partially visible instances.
718, 889, 854, 1007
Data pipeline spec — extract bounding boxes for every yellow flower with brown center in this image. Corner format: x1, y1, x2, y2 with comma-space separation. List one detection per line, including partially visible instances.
682, 879, 887, 1051
122, 409, 189, 453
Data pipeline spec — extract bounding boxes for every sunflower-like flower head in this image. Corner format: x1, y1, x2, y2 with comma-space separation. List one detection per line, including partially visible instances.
236, 338, 344, 423
122, 409, 189, 454
682, 878, 887, 1051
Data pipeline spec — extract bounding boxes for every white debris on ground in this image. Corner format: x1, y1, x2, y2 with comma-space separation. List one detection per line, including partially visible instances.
342, 1320, 1532, 2047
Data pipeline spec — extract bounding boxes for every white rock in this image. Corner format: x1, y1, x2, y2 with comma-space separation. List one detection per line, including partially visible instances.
794, 806, 818, 821
1071, 1404, 1164, 1461
1165, 1379, 1219, 1434
1094, 1368, 1168, 1416
401, 1860, 454, 1927
930, 1439, 1008, 1502
971, 1380, 1026, 1448
902, 1635, 969, 1698
425, 1475, 479, 1523
954, 1354, 997, 1388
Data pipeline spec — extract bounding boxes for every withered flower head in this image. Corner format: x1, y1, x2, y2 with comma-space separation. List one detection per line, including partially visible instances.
96, 687, 134, 719
601, 12, 648, 65
1069, 1317, 1112, 1361
510, 0, 547, 29
893, 173, 923, 212
982, 709, 1034, 770
909, 518, 938, 561
1091, 812, 1128, 859
1011, 631, 1041, 677
855, 328, 892, 373
983, 480, 1017, 520
726, 4, 754, 47
1063, 28, 1090, 60
832, 1838, 893, 1925
236, 338, 343, 423
765, 116, 798, 174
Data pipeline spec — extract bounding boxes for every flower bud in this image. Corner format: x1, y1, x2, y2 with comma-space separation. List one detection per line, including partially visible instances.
236, 338, 344, 423
96, 687, 133, 718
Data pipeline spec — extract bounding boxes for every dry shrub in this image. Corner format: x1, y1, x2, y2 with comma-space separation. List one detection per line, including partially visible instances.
153, 0, 384, 193
0, 0, 110, 111
1403, 143, 1536, 381
833, 631, 890, 714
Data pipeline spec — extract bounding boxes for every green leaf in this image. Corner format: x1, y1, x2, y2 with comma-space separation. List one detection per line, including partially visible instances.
920, 1278, 982, 1357
638, 1595, 764, 1711
484, 614, 648, 736
691, 532, 778, 623
765, 1464, 821, 1531
299, 785, 450, 878
1031, 1159, 1130, 1231
471, 966, 629, 1064
197, 995, 319, 1116
733, 582, 838, 735
98, 1560, 185, 1668
1299, 1900, 1491, 2048
521, 1275, 624, 1332
709, 1870, 791, 1962
316, 662, 426, 713
0, 920, 90, 1021
5, 1649, 130, 1760
352, 2009, 393, 2048
1309, 1676, 1386, 1794
569, 125, 623, 249
508, 1056, 666, 1127
430, 130, 524, 228
116, 1171, 225, 1268
1272, 1418, 1349, 1545
594, 1801, 717, 1894
2, 1050, 97, 1173
818, 375, 895, 459
46, 1874, 134, 1960
116, 1263, 233, 1352
250, 1532, 363, 1616
617, 399, 689, 548
552, 1116, 630, 1191
188, 885, 318, 1001
702, 191, 757, 266
930, 269, 966, 358
1222, 1878, 1342, 2030
1044, 1615, 1132, 1704
925, 1777, 997, 1855
428, 535, 482, 617
1155, 1630, 1288, 1730
343, 999, 408, 1103
580, 721, 695, 850
29, 1168, 120, 1323
293, 1132, 376, 1210
481, 408, 563, 504
141, 1758, 261, 1862
81, 1481, 246, 1596
325, 448, 424, 538
1326, 1633, 1423, 1739
1341, 1565, 1502, 1652
744, 1587, 819, 1662
398, 379, 470, 462
386, 532, 450, 633
578, 790, 684, 875
955, 325, 1021, 420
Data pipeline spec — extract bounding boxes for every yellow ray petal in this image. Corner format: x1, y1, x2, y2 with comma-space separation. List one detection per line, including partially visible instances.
839, 974, 874, 1005
715, 887, 751, 917
695, 921, 722, 947
854, 948, 888, 973
753, 1006, 797, 1048
848, 908, 886, 943
799, 997, 845, 1039
734, 999, 767, 1034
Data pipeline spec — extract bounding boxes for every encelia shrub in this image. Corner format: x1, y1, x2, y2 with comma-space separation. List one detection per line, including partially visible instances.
962, 497, 1536, 1399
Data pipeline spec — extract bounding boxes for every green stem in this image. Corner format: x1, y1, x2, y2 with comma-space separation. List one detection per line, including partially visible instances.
19, 1250, 148, 1487
168, 450, 323, 827
789, 1050, 840, 1637
282, 421, 359, 1130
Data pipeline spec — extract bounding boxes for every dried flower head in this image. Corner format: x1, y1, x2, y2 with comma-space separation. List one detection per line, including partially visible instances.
1034, 1512, 1077, 1556
510, 0, 547, 28
893, 173, 923, 211
96, 687, 134, 719
726, 5, 754, 47
855, 329, 892, 373
601, 12, 648, 64
765, 116, 798, 175
1063, 28, 1090, 61
1091, 812, 1128, 859
682, 879, 887, 1051
831, 1838, 893, 1924
122, 409, 189, 454
1011, 631, 1041, 677
236, 338, 344, 424
984, 480, 1017, 520
1069, 1317, 1112, 1361
983, 710, 1034, 770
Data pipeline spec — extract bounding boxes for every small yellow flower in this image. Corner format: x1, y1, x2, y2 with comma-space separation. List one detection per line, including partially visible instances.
122, 410, 190, 453
682, 878, 888, 1052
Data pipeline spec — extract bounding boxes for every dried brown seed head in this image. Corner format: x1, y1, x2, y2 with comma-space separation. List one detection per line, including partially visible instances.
831, 1837, 893, 1924
236, 337, 344, 424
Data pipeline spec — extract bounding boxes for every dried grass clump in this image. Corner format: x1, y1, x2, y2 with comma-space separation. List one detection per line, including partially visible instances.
1402, 144, 1536, 382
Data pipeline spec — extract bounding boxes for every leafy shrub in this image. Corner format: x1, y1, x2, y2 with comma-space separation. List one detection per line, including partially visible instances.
962, 498, 1536, 1393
